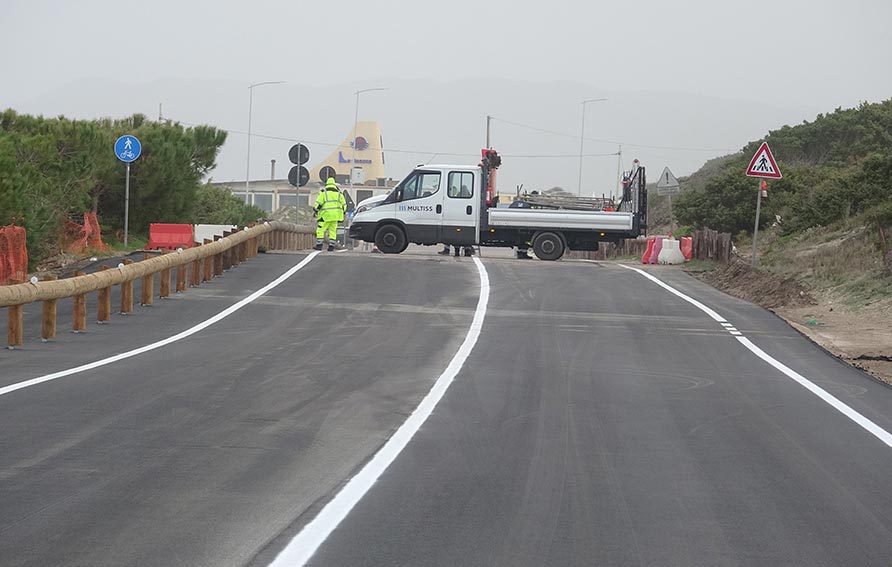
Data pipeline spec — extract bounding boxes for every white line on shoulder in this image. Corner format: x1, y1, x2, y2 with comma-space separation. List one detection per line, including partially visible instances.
0, 252, 320, 398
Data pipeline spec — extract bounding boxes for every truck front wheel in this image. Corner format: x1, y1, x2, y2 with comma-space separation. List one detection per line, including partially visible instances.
532, 231, 565, 261
375, 225, 408, 254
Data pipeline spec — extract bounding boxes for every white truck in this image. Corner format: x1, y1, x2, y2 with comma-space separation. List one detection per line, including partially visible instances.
349, 150, 647, 260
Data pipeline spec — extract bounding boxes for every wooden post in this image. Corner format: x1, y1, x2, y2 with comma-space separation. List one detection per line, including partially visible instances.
141, 254, 154, 306
203, 239, 213, 282
73, 270, 87, 330
222, 231, 232, 271
231, 233, 241, 267
98, 265, 112, 322
159, 250, 171, 298
7, 277, 24, 347
8, 305, 23, 347
41, 275, 58, 341
213, 236, 224, 276
176, 260, 187, 292
120, 261, 134, 314
190, 242, 201, 287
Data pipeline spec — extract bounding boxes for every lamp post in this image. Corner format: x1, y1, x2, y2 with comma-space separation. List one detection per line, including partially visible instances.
346, 87, 388, 247
577, 98, 607, 196
245, 81, 285, 204
350, 87, 389, 193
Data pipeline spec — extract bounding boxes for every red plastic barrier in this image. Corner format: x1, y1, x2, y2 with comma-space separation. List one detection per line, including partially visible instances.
642, 237, 655, 264
680, 237, 693, 260
147, 224, 194, 250
649, 237, 664, 264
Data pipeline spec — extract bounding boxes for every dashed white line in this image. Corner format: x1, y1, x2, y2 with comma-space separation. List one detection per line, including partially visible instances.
0, 252, 320, 398
619, 265, 892, 449
268, 256, 491, 566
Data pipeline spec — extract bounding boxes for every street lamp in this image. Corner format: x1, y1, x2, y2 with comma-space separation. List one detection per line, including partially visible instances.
577, 98, 607, 196
245, 81, 285, 204
345, 87, 388, 248
350, 87, 389, 195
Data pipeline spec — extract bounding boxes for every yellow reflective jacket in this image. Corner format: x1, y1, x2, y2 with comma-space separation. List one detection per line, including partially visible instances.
315, 188, 346, 222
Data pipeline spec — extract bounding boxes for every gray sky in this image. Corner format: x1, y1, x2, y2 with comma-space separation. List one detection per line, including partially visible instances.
3, 0, 891, 193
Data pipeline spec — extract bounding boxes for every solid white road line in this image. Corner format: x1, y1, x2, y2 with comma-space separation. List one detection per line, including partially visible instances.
620, 265, 892, 449
268, 256, 491, 567
736, 336, 892, 447
0, 252, 320, 398
620, 265, 727, 322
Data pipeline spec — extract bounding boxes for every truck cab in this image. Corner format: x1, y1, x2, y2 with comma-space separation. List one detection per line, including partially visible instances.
349, 165, 482, 253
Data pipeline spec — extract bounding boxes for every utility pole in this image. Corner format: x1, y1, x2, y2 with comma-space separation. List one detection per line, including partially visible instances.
615, 144, 622, 201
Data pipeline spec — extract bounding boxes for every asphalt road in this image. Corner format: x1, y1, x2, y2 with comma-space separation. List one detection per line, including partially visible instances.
2, 249, 891, 566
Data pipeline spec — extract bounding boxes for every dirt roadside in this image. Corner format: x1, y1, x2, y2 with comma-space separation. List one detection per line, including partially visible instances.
691, 261, 892, 386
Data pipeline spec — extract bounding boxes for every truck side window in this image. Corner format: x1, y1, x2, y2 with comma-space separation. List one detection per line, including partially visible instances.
448, 172, 474, 199
403, 172, 440, 201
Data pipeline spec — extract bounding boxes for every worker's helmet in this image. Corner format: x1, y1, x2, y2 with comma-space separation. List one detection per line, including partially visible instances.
325, 177, 338, 190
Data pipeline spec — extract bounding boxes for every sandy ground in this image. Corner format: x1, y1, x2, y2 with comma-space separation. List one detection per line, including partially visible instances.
775, 299, 892, 386
692, 260, 892, 386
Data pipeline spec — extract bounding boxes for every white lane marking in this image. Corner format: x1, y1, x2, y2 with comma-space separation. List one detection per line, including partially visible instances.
730, 331, 743, 336
619, 266, 727, 322
737, 336, 892, 448
0, 252, 320, 398
269, 256, 491, 567
620, 265, 892, 449
721, 322, 734, 327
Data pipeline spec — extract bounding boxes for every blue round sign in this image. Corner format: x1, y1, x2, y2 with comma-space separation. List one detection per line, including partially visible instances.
114, 135, 142, 163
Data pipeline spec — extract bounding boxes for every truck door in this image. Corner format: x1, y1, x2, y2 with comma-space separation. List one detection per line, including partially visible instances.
388, 169, 442, 244
440, 170, 478, 245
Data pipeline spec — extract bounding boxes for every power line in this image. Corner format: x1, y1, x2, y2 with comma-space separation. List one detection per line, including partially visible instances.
168, 117, 620, 160
490, 116, 738, 153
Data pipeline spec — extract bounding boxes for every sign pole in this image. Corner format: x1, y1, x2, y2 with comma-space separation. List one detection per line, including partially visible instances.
124, 162, 131, 247
668, 194, 673, 233
115, 134, 141, 248
744, 142, 781, 268
751, 182, 762, 268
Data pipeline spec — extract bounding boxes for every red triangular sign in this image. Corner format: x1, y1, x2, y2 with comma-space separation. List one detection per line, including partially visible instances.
746, 142, 782, 179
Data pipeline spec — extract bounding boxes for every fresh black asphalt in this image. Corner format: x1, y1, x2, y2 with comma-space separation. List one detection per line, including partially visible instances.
1, 251, 891, 566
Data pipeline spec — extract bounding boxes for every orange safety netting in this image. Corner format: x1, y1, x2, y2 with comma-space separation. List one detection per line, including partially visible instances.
0, 223, 28, 286
65, 212, 109, 253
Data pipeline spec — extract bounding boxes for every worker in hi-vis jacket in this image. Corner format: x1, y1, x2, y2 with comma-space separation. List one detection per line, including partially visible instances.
314, 177, 347, 251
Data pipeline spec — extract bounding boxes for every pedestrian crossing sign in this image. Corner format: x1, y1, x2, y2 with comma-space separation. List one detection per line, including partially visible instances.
745, 142, 782, 179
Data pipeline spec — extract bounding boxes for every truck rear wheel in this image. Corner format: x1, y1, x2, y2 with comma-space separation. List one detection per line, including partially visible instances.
375, 225, 408, 254
532, 231, 565, 261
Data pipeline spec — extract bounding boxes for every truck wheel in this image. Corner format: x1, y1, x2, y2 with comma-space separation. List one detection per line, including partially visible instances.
374, 225, 407, 254
532, 231, 565, 261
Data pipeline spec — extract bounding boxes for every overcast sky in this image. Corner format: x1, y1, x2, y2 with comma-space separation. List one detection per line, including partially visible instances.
3, 0, 891, 192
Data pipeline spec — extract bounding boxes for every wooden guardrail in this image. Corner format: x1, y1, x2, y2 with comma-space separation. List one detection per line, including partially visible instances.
1, 221, 314, 347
